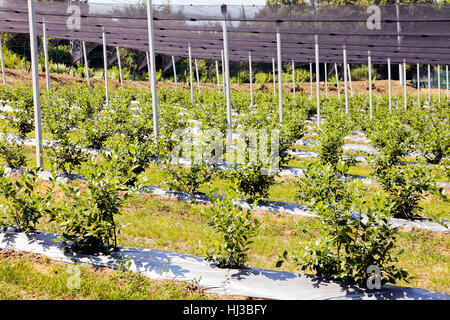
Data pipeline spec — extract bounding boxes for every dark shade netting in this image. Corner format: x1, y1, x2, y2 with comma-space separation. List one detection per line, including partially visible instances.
0, 1, 449, 65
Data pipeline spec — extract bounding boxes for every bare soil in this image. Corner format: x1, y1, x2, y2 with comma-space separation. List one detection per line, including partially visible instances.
2, 67, 445, 97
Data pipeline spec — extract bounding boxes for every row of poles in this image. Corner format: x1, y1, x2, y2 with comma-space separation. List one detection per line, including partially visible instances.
0, 0, 449, 169
252, 44, 449, 128
185, 33, 449, 131
0, 0, 232, 168
0, 0, 160, 169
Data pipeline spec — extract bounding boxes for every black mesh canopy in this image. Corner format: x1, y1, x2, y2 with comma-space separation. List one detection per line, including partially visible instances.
0, 1, 449, 65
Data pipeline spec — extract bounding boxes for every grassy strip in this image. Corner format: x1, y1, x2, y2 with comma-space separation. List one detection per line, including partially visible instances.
120, 195, 450, 294
18, 142, 448, 184
139, 163, 449, 220
35, 192, 449, 295
0, 249, 242, 300
287, 157, 449, 182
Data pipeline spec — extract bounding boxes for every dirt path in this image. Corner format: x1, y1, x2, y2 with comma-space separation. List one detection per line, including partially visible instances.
1, 67, 445, 97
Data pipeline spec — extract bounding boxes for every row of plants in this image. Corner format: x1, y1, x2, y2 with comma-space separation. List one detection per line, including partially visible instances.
0, 154, 413, 288
0, 82, 448, 289
276, 108, 436, 285
315, 102, 448, 221
0, 154, 414, 288
0, 83, 448, 209
0, 83, 307, 199
1, 82, 447, 163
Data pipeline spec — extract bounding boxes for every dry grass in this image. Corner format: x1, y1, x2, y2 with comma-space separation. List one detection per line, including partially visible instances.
0, 249, 245, 300
2, 67, 442, 97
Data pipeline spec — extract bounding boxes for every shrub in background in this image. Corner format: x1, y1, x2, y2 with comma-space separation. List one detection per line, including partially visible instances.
368, 115, 437, 219
255, 72, 269, 90
407, 106, 449, 164
1, 84, 34, 137
0, 130, 27, 169
163, 161, 217, 195
41, 88, 78, 137
296, 161, 351, 207
47, 138, 86, 175
73, 85, 105, 123
371, 161, 438, 219
367, 116, 412, 166
350, 65, 379, 81
2, 47, 23, 69
295, 68, 311, 83
80, 115, 114, 150
0, 168, 53, 233
317, 107, 353, 169
105, 137, 156, 187
226, 161, 277, 200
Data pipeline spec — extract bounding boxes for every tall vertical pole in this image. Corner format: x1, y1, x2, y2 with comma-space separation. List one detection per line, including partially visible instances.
277, 26, 283, 123
446, 65, 448, 100
309, 62, 313, 98
396, 1, 403, 85
315, 35, 320, 128
335, 63, 340, 99
55, 43, 58, 73
172, 56, 178, 89
221, 50, 225, 100
343, 46, 349, 115
82, 41, 90, 87
416, 62, 420, 107
437, 65, 441, 104
388, 58, 392, 114
188, 44, 194, 102
215, 60, 220, 92
272, 57, 276, 97
116, 47, 123, 87
146, 52, 151, 84
195, 58, 200, 93
249, 52, 253, 106
222, 5, 232, 141
324, 63, 328, 97
0, 36, 5, 84
403, 59, 407, 110
102, 30, 109, 107
368, 51, 373, 120
146, 0, 159, 138
42, 22, 50, 90
292, 60, 295, 98
28, 0, 43, 168
347, 63, 353, 96
428, 64, 431, 102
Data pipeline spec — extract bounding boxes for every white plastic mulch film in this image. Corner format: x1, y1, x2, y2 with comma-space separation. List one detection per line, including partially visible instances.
1, 229, 449, 300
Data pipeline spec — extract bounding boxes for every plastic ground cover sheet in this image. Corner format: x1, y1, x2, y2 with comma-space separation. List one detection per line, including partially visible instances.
139, 186, 449, 233
0, 228, 448, 300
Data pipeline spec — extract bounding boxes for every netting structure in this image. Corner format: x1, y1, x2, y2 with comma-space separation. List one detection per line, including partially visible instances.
0, 1, 449, 65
